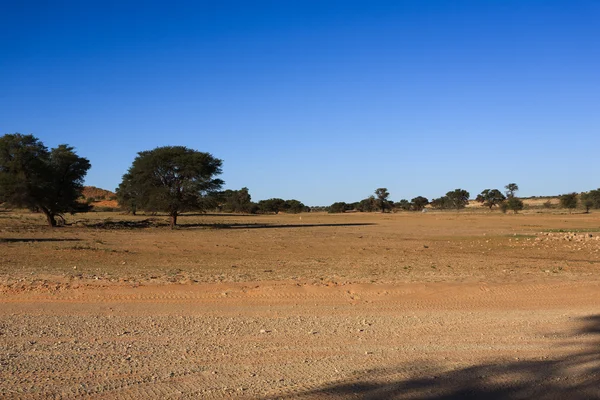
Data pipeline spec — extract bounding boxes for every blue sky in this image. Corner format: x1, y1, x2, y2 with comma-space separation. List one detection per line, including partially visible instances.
1, 0, 599, 205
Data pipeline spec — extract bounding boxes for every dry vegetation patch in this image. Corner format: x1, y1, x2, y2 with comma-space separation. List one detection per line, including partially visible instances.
1, 210, 600, 286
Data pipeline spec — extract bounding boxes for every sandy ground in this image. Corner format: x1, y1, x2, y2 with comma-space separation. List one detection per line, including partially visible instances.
1, 210, 600, 398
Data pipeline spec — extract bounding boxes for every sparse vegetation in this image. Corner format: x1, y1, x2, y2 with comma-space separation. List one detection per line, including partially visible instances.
559, 192, 578, 211
506, 197, 524, 214
581, 189, 600, 213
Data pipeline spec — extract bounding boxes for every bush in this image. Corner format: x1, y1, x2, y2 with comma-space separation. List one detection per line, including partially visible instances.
559, 193, 578, 210
329, 202, 350, 213
506, 197, 524, 214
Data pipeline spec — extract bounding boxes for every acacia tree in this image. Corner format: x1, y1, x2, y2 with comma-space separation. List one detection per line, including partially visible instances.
358, 196, 377, 212
446, 189, 470, 210
257, 198, 287, 214
285, 199, 306, 214
117, 146, 223, 228
559, 192, 578, 211
476, 189, 506, 210
396, 199, 411, 211
115, 172, 141, 215
411, 196, 429, 211
329, 202, 349, 213
505, 197, 524, 213
581, 189, 600, 213
505, 183, 519, 198
0, 133, 91, 226
430, 196, 450, 209
219, 187, 253, 213
583, 197, 594, 213
374, 188, 391, 213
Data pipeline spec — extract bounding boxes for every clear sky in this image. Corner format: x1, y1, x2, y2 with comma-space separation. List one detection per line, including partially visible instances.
1, 0, 599, 205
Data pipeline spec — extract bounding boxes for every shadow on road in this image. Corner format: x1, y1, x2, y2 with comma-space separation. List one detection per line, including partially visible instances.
271, 315, 600, 399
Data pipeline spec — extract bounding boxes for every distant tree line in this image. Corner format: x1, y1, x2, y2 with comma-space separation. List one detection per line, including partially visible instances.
215, 189, 308, 215
2, 134, 600, 227
326, 183, 600, 215
559, 190, 600, 213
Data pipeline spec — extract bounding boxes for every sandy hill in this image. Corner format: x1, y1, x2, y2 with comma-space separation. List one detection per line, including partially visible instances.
82, 186, 119, 208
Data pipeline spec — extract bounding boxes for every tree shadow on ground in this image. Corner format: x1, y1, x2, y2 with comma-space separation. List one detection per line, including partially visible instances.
83, 219, 165, 229
182, 213, 260, 217
83, 219, 375, 230
0, 238, 82, 243
180, 223, 376, 230
271, 315, 600, 400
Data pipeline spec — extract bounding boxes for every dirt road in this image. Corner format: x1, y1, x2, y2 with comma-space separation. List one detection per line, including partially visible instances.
2, 281, 599, 399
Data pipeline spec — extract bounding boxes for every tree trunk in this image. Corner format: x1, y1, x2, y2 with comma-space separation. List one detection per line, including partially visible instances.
41, 207, 57, 227
170, 212, 178, 229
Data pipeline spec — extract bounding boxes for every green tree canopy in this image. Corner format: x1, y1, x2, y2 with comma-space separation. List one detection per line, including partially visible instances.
396, 199, 411, 211
446, 189, 470, 210
374, 188, 391, 213
328, 202, 349, 213
117, 146, 223, 228
476, 189, 506, 210
559, 192, 578, 210
411, 196, 429, 211
219, 187, 253, 213
430, 196, 450, 209
505, 197, 524, 214
357, 196, 377, 212
284, 199, 306, 214
257, 198, 287, 214
0, 133, 91, 226
505, 183, 519, 198
115, 172, 141, 215
581, 189, 600, 213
